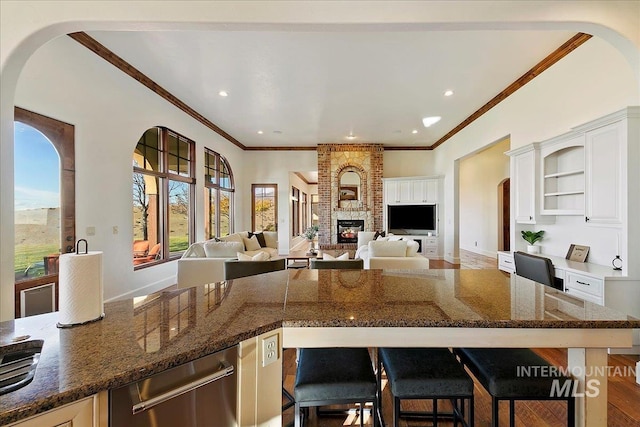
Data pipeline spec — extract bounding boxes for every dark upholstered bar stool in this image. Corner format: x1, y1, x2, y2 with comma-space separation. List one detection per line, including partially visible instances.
454, 348, 575, 427
294, 347, 378, 427
378, 348, 474, 427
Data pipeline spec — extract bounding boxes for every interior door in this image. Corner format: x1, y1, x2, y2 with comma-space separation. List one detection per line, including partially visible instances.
14, 107, 75, 317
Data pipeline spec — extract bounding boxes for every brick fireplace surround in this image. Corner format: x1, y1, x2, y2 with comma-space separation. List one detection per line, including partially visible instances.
317, 144, 384, 250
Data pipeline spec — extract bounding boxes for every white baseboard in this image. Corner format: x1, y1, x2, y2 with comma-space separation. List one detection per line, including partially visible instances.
459, 245, 496, 258
444, 255, 460, 265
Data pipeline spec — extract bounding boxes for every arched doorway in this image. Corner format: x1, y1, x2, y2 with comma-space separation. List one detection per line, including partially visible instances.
14, 107, 75, 317
498, 178, 510, 251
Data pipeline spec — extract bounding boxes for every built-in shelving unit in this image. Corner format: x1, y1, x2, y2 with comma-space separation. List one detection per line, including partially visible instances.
541, 142, 585, 215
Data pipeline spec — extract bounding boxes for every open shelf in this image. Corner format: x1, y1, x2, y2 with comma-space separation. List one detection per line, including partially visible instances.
543, 169, 584, 179
542, 145, 585, 215
544, 190, 585, 197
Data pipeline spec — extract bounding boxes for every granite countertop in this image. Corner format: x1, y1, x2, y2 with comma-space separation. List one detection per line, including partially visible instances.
1, 268, 639, 424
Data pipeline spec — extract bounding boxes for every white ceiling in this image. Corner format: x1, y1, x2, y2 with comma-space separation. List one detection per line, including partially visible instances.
87, 29, 574, 148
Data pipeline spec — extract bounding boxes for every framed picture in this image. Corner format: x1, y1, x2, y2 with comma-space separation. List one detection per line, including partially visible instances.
565, 244, 590, 262
339, 186, 358, 201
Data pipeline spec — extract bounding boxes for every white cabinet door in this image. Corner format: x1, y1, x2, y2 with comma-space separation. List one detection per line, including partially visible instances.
384, 180, 399, 204
398, 180, 412, 202
424, 179, 439, 203
513, 150, 536, 223
410, 180, 427, 202
8, 396, 97, 427
585, 121, 623, 226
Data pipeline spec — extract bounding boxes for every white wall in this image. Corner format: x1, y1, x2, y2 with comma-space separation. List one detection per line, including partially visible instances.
459, 139, 510, 257
430, 36, 640, 264
15, 36, 246, 301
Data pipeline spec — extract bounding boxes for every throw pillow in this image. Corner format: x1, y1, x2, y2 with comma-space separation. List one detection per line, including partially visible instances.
322, 252, 350, 260
237, 251, 270, 261
243, 235, 261, 251
263, 231, 278, 249
252, 232, 267, 247
374, 230, 386, 239
204, 241, 244, 258
220, 233, 244, 246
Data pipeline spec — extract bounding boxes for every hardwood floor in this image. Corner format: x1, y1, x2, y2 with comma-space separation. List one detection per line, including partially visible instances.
282, 251, 640, 426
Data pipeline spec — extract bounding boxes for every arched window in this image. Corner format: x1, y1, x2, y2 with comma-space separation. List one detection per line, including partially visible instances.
133, 127, 195, 267
204, 148, 234, 238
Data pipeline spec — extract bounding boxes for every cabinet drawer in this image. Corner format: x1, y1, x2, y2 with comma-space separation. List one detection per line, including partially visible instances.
498, 253, 514, 273
424, 238, 437, 246
422, 247, 438, 257
565, 273, 603, 299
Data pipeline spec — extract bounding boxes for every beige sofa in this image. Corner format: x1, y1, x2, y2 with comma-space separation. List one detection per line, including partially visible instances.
355, 233, 429, 270
177, 231, 279, 287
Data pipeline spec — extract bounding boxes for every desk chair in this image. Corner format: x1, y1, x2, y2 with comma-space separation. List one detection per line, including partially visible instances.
513, 251, 562, 290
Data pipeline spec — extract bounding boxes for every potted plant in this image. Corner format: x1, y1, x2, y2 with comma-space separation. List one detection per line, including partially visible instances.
521, 230, 544, 254
302, 226, 319, 254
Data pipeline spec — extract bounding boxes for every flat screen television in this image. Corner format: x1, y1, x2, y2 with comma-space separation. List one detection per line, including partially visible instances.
387, 204, 437, 235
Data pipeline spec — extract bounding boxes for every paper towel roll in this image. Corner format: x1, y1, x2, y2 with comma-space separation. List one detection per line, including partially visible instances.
58, 251, 104, 327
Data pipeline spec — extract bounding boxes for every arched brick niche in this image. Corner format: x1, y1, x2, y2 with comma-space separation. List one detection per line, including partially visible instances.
317, 144, 383, 250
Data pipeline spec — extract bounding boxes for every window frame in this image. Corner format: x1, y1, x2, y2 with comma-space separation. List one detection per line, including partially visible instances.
133, 127, 195, 268
291, 186, 300, 238
251, 184, 278, 232
204, 148, 235, 239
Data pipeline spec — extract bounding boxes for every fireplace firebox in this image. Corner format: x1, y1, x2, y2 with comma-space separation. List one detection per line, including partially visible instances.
337, 220, 365, 244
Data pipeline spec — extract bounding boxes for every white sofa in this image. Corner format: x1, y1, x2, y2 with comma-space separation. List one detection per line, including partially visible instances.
355, 232, 429, 270
177, 231, 279, 287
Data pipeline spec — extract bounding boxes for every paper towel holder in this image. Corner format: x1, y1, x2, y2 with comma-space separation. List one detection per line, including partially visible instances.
76, 239, 88, 254
56, 239, 105, 329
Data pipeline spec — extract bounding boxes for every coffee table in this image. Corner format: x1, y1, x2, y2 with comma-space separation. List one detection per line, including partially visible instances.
286, 250, 319, 269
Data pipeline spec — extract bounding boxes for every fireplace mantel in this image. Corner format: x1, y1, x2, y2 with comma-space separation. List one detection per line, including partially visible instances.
317, 144, 383, 249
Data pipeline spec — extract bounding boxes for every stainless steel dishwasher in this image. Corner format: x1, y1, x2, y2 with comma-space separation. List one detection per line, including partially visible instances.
110, 345, 237, 427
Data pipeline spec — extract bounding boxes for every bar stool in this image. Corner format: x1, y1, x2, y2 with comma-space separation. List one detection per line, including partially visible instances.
294, 347, 378, 427
454, 348, 575, 427
378, 347, 474, 427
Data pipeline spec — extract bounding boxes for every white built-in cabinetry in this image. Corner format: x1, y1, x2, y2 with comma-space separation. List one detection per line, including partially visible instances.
509, 144, 554, 224
503, 107, 640, 349
508, 107, 635, 229
7, 393, 107, 427
540, 135, 585, 215
384, 177, 438, 204
584, 120, 624, 227
382, 176, 442, 259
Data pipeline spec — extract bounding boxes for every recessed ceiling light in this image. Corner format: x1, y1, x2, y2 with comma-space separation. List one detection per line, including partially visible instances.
422, 116, 441, 127
218, 90, 228, 97
444, 90, 454, 97
257, 130, 263, 135
412, 130, 418, 134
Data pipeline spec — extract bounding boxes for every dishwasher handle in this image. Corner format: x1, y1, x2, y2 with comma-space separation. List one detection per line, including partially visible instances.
132, 360, 234, 415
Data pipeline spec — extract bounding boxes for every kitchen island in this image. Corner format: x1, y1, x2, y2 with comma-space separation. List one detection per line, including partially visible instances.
1, 268, 638, 426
